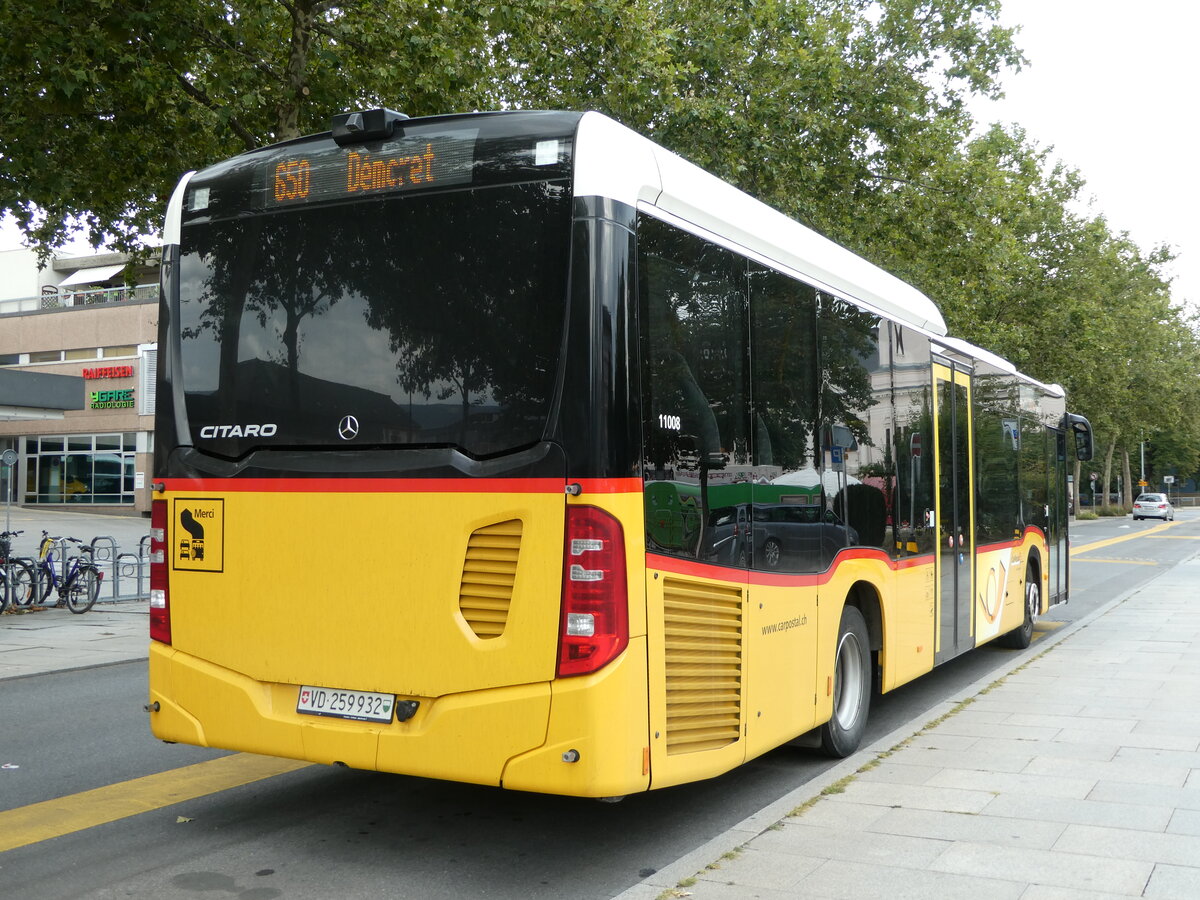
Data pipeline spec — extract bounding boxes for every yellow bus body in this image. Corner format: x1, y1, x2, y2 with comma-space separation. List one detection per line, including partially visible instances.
149, 482, 1051, 796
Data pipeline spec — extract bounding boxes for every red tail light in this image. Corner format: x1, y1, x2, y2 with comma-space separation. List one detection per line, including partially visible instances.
149, 499, 171, 644
557, 505, 628, 677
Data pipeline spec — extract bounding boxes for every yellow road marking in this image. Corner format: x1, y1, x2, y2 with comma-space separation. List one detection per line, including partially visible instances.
1148, 535, 1200, 540
0, 753, 311, 853
1030, 620, 1064, 642
1071, 521, 1178, 557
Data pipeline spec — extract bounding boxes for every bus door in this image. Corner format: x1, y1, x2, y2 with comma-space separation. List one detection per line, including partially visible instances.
933, 363, 974, 663
1047, 429, 1069, 604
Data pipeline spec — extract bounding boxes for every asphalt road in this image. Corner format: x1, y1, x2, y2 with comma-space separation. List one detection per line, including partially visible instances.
1, 510, 1196, 899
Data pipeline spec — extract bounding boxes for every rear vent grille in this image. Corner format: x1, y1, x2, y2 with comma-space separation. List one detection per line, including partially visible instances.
662, 578, 744, 755
459, 520, 522, 639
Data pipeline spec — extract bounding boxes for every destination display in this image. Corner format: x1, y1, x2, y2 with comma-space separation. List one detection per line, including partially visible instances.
265, 130, 477, 207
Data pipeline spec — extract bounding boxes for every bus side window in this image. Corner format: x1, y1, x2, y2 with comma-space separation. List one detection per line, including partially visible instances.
639, 215, 750, 562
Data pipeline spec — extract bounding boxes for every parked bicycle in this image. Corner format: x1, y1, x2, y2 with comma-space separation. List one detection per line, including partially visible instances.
27, 532, 103, 614
1, 529, 36, 613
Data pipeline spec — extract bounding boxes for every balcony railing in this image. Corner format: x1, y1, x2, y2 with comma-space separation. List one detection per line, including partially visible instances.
0, 283, 158, 316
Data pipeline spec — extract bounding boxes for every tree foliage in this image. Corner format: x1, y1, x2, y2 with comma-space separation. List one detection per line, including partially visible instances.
2, 0, 1197, 484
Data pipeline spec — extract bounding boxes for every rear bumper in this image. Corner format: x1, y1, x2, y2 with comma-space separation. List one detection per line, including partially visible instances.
148, 637, 650, 797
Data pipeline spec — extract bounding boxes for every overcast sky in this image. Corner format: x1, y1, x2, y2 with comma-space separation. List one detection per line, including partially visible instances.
970, 0, 1199, 308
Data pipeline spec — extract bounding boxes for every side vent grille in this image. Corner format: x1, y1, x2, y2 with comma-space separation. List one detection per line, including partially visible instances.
662, 578, 743, 755
459, 520, 522, 639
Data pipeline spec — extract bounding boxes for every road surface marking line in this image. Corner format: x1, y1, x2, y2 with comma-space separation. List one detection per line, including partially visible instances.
1030, 621, 1064, 642
1071, 558, 1158, 566
1071, 521, 1176, 557
0, 753, 311, 853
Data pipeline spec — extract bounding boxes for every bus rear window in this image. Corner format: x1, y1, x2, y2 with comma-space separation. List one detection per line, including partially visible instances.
176, 180, 571, 457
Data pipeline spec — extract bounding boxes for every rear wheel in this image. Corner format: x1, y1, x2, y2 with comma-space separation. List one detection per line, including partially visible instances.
820, 605, 871, 757
1000, 568, 1039, 649
6, 560, 37, 609
66, 567, 100, 614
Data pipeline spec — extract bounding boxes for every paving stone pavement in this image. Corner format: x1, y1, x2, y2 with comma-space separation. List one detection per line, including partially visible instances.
620, 557, 1200, 900
0, 599, 148, 680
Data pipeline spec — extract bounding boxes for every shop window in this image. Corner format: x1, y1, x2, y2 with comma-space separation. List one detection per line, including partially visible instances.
29, 350, 63, 363
0, 353, 19, 366
102, 345, 137, 358
65, 348, 99, 361
21, 434, 137, 505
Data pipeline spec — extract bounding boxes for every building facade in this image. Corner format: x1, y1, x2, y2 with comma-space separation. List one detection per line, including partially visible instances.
0, 246, 159, 516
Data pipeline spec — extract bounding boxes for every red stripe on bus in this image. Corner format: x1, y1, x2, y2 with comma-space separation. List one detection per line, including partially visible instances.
160, 476, 643, 494
976, 538, 1021, 553
647, 547, 933, 587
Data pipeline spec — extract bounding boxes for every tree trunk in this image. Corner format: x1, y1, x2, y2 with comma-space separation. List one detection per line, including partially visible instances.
1122, 449, 1134, 508
276, 0, 321, 142
1101, 436, 1116, 510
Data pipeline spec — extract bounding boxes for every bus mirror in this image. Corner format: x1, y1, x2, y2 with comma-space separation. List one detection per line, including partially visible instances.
1065, 413, 1094, 461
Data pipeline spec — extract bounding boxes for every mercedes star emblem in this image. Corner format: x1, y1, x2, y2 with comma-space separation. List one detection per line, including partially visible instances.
338, 415, 360, 441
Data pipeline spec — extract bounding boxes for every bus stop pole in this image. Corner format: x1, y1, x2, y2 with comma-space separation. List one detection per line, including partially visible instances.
1, 448, 17, 537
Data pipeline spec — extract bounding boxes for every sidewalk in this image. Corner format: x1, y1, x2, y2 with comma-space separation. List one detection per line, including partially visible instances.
0, 599, 148, 680
622, 556, 1200, 900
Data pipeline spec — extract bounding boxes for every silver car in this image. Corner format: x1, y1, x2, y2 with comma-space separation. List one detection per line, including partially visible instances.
1132, 493, 1174, 521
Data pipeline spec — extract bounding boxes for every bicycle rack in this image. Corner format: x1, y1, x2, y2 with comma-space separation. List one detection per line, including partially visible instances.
88, 535, 150, 602
90, 535, 118, 601
1, 532, 152, 612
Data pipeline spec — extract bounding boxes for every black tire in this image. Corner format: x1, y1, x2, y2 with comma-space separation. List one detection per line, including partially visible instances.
66, 566, 100, 614
819, 604, 872, 757
1000, 567, 1038, 649
6, 560, 38, 609
762, 538, 782, 569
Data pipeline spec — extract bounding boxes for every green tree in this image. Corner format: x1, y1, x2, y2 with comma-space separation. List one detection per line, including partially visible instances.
1, 0, 1023, 261
0, 0, 497, 258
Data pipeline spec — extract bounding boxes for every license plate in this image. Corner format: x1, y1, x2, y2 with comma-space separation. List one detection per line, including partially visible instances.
296, 686, 395, 723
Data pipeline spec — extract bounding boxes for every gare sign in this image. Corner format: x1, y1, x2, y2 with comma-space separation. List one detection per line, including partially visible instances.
90, 388, 135, 409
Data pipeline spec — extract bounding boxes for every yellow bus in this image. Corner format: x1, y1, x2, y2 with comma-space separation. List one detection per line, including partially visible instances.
148, 108, 1093, 797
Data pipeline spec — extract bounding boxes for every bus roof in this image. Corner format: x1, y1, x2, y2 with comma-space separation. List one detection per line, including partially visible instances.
935, 335, 1065, 398
573, 112, 948, 337
165, 108, 948, 337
